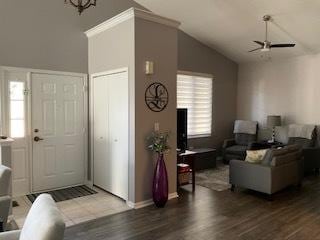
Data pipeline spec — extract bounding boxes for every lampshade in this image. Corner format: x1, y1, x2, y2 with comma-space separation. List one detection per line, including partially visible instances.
267, 115, 281, 129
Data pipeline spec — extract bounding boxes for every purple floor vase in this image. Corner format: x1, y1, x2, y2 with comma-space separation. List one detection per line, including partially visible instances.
152, 153, 168, 208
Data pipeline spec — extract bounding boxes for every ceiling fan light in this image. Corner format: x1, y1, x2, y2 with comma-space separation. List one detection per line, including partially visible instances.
249, 14, 295, 55
261, 48, 270, 52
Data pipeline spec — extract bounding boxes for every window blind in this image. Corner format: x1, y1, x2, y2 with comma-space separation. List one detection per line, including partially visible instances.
177, 74, 213, 138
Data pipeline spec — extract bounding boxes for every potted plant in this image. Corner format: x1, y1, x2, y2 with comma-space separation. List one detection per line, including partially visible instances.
147, 131, 170, 207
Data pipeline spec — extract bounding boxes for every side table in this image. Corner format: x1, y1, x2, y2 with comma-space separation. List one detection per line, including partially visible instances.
177, 150, 196, 192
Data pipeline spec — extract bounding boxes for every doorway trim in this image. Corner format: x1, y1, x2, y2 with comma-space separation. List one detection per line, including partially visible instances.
0, 66, 88, 196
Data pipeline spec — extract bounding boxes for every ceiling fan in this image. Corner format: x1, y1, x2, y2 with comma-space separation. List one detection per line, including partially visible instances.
249, 15, 295, 52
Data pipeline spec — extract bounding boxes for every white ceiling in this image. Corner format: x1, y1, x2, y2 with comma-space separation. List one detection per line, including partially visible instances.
134, 0, 320, 63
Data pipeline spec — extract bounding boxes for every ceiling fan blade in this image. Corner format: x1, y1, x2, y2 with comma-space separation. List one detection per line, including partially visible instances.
248, 47, 262, 52
270, 43, 295, 48
254, 41, 264, 46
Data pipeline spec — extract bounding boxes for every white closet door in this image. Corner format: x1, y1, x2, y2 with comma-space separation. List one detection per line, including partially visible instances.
108, 72, 129, 200
93, 71, 128, 200
93, 75, 109, 192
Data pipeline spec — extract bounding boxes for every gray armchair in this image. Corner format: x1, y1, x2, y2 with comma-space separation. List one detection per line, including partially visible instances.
288, 125, 320, 174
302, 147, 320, 174
223, 120, 258, 163
230, 145, 303, 196
0, 194, 65, 240
0, 165, 11, 231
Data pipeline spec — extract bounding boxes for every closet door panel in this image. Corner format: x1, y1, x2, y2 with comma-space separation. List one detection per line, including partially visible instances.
108, 72, 129, 200
93, 76, 109, 190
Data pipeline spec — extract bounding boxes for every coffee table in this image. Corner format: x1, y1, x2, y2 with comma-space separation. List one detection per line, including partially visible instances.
177, 148, 217, 192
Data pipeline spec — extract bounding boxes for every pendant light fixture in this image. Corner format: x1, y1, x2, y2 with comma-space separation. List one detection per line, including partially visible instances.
65, 0, 97, 15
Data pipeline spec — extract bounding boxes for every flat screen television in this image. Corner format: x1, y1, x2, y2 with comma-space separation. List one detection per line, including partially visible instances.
177, 108, 188, 152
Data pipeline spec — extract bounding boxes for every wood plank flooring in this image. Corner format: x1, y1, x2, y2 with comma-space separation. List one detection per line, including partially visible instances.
64, 176, 320, 240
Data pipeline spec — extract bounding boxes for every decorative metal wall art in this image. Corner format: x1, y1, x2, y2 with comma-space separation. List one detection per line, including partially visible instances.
145, 82, 169, 112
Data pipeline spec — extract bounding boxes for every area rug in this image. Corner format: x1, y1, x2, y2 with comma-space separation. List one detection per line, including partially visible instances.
27, 185, 97, 203
195, 162, 230, 191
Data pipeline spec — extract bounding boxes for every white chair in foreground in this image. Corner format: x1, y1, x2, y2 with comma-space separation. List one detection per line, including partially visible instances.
0, 194, 65, 240
0, 165, 11, 231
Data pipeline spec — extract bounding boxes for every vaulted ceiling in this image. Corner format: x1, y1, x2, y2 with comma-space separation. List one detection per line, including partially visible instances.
134, 0, 320, 63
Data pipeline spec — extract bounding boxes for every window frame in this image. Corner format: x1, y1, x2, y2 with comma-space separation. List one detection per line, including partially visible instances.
177, 71, 213, 139
0, 69, 30, 139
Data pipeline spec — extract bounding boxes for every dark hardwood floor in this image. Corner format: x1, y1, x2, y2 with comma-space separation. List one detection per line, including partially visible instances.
65, 176, 320, 240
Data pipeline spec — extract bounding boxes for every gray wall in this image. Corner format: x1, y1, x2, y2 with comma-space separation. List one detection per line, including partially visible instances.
135, 18, 178, 202
1, 1, 238, 201
0, 0, 144, 73
178, 31, 238, 150
80, 1, 147, 30
0, 1, 238, 151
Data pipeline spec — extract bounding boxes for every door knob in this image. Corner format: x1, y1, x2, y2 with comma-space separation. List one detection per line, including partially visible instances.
34, 136, 44, 142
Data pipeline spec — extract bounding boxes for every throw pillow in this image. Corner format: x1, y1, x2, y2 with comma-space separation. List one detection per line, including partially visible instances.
245, 149, 268, 163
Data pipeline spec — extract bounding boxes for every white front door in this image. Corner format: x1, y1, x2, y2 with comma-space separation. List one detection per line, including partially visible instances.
31, 73, 86, 192
93, 71, 129, 200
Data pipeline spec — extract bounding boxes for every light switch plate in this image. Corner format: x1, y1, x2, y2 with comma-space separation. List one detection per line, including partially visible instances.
154, 122, 160, 132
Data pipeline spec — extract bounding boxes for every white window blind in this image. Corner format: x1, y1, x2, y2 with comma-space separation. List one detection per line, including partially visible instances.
177, 74, 213, 138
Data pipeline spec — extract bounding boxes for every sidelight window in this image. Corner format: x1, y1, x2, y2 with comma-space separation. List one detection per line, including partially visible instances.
9, 81, 26, 138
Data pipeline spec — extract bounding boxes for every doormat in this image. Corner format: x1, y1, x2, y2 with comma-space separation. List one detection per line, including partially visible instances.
27, 185, 97, 203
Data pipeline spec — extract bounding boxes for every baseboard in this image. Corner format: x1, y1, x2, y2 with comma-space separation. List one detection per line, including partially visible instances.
126, 192, 179, 209
127, 199, 152, 209
168, 192, 179, 200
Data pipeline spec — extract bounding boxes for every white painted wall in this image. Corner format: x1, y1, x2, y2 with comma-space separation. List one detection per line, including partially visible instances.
237, 53, 320, 126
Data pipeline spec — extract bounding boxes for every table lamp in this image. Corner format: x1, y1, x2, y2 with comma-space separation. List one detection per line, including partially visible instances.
267, 115, 281, 143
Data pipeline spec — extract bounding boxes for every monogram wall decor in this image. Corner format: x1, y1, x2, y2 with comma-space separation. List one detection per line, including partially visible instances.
145, 82, 169, 112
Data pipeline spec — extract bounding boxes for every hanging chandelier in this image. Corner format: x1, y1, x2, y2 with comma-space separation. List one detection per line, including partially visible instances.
65, 0, 97, 15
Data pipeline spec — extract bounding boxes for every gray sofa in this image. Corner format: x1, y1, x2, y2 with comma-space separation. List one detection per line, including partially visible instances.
229, 144, 303, 195
253, 124, 320, 175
